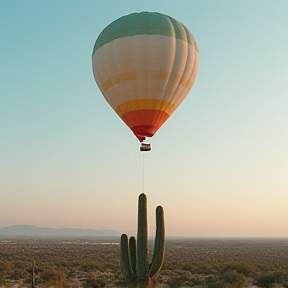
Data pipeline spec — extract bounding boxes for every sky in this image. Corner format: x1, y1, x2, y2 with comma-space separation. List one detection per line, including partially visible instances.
1, 0, 288, 238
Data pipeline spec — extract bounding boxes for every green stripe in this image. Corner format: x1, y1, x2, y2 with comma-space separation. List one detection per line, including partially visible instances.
92, 12, 198, 56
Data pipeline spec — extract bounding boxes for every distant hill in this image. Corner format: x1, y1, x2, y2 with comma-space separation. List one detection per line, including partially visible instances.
0, 225, 121, 238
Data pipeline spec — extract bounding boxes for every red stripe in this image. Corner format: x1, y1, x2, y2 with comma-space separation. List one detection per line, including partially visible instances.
121, 109, 170, 137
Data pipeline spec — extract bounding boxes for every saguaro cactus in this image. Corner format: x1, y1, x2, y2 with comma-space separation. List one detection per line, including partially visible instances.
120, 193, 165, 288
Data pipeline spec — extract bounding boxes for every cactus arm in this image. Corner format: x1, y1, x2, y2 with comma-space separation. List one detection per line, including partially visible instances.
148, 206, 165, 279
120, 234, 136, 283
129, 236, 137, 276
137, 193, 148, 287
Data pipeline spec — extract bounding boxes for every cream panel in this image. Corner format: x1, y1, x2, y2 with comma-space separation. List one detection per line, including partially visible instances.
111, 37, 135, 107
170, 44, 196, 104
92, 49, 120, 111
173, 50, 199, 108
162, 38, 188, 103
147, 35, 175, 101
103, 42, 124, 109
93, 35, 177, 81
92, 34, 198, 112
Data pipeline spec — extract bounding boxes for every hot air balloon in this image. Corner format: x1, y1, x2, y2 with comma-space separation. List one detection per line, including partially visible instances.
92, 12, 199, 151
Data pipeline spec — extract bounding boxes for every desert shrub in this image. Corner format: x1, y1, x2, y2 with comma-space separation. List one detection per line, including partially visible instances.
256, 271, 278, 287
165, 276, 188, 288
205, 275, 222, 288
82, 276, 107, 288
221, 270, 245, 287
221, 261, 257, 277
41, 268, 66, 288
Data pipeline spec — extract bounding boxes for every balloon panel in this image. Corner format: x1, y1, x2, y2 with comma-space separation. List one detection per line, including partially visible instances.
92, 12, 199, 139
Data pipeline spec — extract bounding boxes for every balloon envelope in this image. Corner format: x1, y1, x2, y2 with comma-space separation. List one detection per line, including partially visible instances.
92, 12, 199, 141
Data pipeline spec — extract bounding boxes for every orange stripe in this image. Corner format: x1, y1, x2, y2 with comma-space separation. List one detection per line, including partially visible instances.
101, 70, 193, 92
121, 109, 170, 137
116, 99, 176, 117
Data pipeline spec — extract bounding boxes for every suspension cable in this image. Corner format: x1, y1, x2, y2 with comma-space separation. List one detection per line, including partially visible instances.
142, 152, 145, 193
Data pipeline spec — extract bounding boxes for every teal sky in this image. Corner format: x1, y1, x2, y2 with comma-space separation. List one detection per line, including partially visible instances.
1, 1, 287, 237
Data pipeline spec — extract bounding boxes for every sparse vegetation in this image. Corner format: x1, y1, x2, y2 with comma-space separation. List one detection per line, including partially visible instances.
0, 238, 288, 288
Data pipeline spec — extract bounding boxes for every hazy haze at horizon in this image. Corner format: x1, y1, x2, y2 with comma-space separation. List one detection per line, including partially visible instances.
1, 1, 287, 237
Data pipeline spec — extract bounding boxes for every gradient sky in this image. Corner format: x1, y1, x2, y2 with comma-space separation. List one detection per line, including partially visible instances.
1, 0, 288, 237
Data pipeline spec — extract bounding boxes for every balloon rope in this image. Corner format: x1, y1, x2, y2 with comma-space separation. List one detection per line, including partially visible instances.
142, 152, 145, 193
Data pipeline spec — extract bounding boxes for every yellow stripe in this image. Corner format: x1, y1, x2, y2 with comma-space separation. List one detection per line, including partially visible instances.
116, 99, 176, 117
101, 70, 192, 92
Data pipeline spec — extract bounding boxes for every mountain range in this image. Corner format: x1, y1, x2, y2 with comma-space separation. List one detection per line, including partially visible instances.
0, 225, 121, 238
